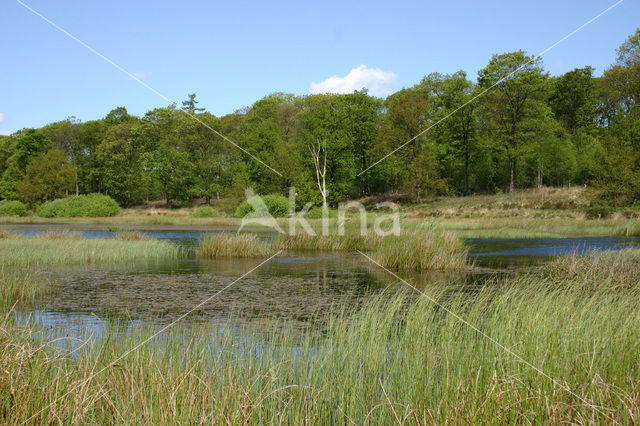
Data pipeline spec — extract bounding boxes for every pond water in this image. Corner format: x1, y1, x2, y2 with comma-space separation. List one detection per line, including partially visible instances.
8, 226, 640, 340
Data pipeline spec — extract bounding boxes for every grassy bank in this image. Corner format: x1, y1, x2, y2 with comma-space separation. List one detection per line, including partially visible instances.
2, 251, 639, 424
0, 232, 181, 267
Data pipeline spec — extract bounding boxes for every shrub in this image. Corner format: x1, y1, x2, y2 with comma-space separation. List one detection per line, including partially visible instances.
192, 206, 221, 218
37, 194, 121, 218
0, 200, 27, 217
235, 194, 289, 218
585, 202, 612, 219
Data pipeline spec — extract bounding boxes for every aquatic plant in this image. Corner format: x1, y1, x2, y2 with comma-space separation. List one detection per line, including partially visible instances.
276, 229, 467, 271
276, 232, 379, 252
196, 233, 272, 258
113, 231, 151, 241
0, 235, 181, 266
1, 267, 639, 424
371, 230, 467, 272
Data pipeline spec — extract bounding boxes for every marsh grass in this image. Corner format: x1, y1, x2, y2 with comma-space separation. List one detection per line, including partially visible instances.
0, 235, 181, 267
2, 262, 639, 424
112, 231, 151, 241
34, 231, 83, 240
616, 219, 640, 237
275, 229, 467, 271
0, 230, 20, 239
543, 248, 640, 290
196, 233, 272, 258
276, 233, 379, 251
0, 268, 52, 308
372, 231, 467, 271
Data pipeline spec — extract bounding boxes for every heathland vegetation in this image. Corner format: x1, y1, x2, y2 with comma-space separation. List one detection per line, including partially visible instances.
1, 30, 639, 212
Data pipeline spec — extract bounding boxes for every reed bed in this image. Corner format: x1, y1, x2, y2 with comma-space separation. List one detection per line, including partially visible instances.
0, 268, 52, 308
616, 219, 640, 237
371, 231, 467, 271
0, 235, 181, 266
276, 232, 380, 251
0, 230, 20, 239
2, 266, 639, 424
34, 231, 83, 240
112, 231, 151, 241
196, 233, 272, 258
543, 248, 640, 290
275, 229, 467, 271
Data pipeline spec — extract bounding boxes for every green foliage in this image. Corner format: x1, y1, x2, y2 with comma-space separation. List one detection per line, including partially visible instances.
0, 29, 639, 205
191, 206, 221, 218
17, 149, 75, 208
36, 194, 121, 218
235, 193, 289, 218
0, 200, 27, 216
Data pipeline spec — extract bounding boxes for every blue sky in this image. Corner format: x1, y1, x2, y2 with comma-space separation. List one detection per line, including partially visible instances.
1, 0, 638, 134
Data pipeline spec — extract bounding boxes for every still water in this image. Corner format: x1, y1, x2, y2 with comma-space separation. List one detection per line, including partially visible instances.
9, 226, 640, 337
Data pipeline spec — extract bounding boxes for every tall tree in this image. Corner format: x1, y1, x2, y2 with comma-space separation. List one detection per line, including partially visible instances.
478, 51, 551, 192
549, 67, 597, 133
17, 149, 74, 207
433, 71, 477, 194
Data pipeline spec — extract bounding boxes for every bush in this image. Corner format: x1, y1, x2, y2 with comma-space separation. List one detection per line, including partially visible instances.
192, 206, 221, 218
37, 194, 121, 218
235, 194, 289, 218
0, 200, 27, 217
585, 202, 612, 219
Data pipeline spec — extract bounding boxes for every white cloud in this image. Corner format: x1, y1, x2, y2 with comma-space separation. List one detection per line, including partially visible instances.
131, 71, 152, 80
0, 129, 12, 136
310, 65, 398, 97
0, 112, 4, 123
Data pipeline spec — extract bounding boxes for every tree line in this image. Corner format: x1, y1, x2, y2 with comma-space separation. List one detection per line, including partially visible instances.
1, 29, 639, 208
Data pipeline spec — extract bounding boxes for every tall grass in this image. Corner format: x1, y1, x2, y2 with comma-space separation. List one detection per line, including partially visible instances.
2, 264, 639, 424
196, 233, 272, 258
543, 248, 640, 290
372, 231, 467, 271
0, 268, 52, 308
276, 229, 467, 271
616, 219, 640, 237
0, 235, 181, 266
276, 233, 379, 251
